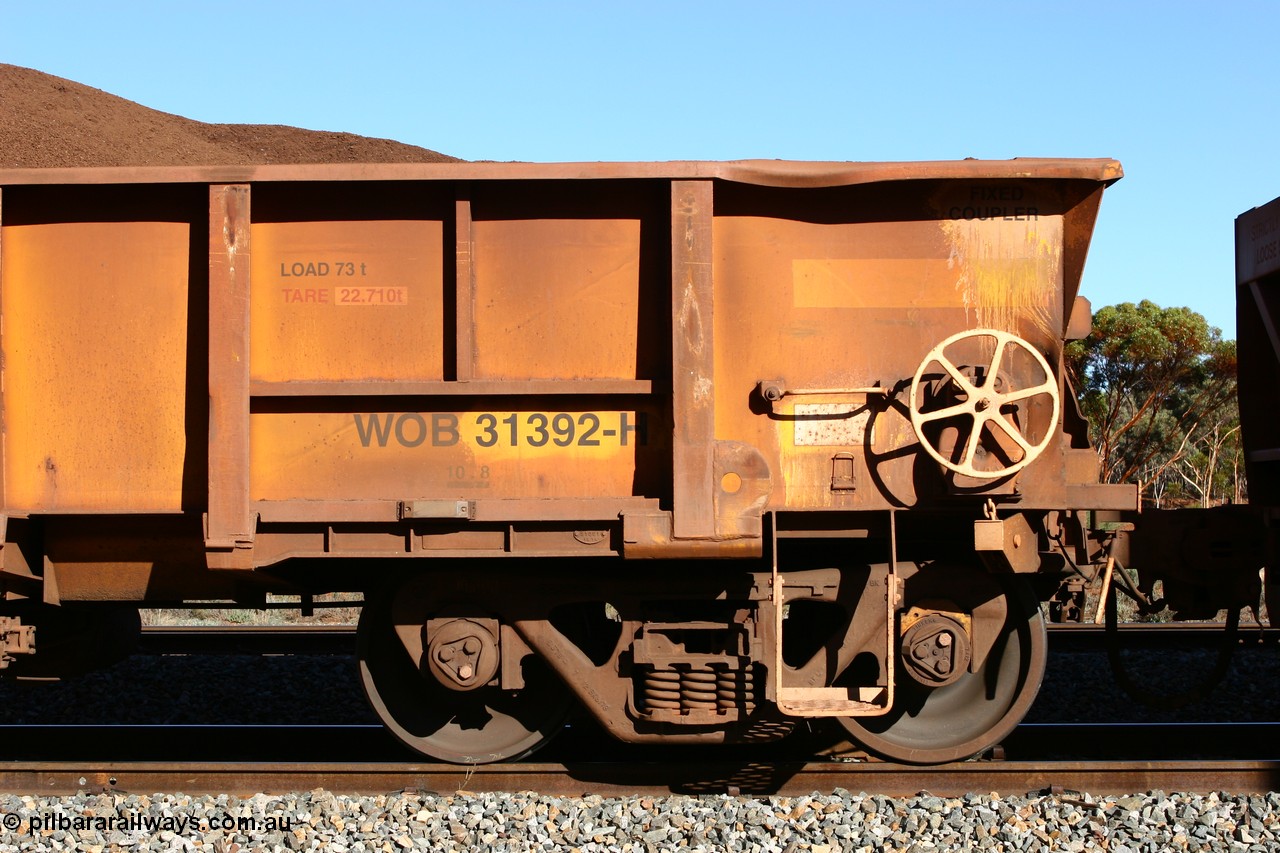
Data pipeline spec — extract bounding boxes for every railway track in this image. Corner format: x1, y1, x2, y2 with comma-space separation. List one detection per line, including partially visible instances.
4, 757, 1278, 798
0, 722, 1276, 796
0, 624, 1265, 799
136, 623, 360, 655
5, 721, 1273, 762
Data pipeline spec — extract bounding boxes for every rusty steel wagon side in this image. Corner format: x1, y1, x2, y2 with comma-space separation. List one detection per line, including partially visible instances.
0, 159, 1136, 763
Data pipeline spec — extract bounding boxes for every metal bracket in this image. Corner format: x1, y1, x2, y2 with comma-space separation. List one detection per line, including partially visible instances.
399, 500, 475, 520
975, 512, 1040, 573
0, 617, 35, 669
203, 512, 259, 570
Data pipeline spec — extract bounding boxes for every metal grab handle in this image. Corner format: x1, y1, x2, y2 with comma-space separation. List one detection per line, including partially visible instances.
758, 379, 888, 403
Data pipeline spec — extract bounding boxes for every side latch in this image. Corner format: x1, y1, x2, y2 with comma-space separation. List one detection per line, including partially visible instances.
831, 453, 857, 491
0, 617, 35, 670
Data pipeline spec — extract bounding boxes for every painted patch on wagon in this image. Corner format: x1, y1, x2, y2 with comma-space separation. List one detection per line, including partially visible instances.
793, 404, 872, 446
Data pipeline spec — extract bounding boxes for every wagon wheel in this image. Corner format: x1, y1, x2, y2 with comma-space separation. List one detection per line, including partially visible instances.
358, 592, 572, 764
837, 570, 1047, 764
909, 329, 1060, 479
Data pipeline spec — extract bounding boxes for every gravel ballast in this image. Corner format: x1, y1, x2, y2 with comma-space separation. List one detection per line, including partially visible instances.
0, 788, 1277, 852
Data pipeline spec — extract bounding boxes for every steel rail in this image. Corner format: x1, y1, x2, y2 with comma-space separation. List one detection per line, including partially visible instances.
136, 624, 357, 655
0, 723, 1275, 796
2, 759, 1276, 798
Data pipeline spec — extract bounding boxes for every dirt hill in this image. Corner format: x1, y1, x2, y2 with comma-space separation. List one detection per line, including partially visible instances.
0, 64, 459, 168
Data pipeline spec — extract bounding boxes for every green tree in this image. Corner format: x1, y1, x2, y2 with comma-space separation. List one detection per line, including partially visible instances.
1064, 300, 1238, 505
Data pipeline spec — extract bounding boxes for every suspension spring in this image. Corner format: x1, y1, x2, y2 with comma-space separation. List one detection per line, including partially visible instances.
641, 668, 682, 710
681, 669, 718, 710
716, 666, 756, 713
639, 665, 757, 714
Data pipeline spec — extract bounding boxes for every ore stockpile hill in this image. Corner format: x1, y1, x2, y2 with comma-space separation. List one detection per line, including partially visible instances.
0, 64, 459, 168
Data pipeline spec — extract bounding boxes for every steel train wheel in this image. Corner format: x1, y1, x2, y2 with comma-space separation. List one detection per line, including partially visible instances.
357, 593, 573, 764
837, 573, 1047, 764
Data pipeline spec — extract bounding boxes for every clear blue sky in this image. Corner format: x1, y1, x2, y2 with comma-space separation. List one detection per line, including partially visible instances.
4, 1, 1275, 339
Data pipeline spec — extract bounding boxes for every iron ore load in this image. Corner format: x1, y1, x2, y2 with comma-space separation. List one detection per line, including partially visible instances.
0, 158, 1143, 763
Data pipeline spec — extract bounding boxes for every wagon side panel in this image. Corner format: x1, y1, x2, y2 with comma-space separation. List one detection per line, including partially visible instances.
1, 186, 205, 513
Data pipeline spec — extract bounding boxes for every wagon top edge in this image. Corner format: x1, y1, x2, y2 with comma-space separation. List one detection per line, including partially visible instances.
1237, 193, 1280, 283
0, 157, 1123, 188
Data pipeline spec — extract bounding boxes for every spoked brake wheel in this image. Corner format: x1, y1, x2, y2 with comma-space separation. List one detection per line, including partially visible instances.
909, 329, 1060, 479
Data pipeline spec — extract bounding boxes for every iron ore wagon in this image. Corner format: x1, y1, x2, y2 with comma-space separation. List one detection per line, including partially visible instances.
0, 159, 1138, 763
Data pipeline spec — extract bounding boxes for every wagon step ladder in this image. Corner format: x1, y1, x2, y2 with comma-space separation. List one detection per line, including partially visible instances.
772, 511, 896, 717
